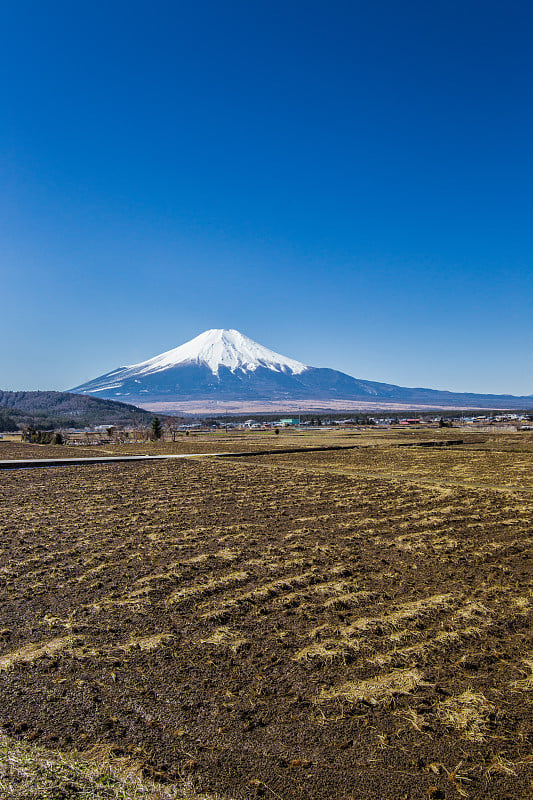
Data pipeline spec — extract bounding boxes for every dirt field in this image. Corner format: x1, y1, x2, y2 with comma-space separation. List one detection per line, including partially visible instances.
0, 434, 532, 799
0, 430, 351, 460
0, 426, 477, 460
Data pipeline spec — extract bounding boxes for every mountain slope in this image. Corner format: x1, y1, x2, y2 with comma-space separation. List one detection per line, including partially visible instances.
70, 329, 533, 410
0, 391, 154, 430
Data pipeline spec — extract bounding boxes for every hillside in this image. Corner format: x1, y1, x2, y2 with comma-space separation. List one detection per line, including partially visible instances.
0, 391, 154, 431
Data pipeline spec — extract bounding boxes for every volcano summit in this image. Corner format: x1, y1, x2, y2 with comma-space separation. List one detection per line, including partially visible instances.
70, 328, 532, 411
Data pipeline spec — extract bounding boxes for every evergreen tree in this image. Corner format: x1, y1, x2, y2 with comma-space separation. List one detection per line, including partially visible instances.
151, 416, 163, 440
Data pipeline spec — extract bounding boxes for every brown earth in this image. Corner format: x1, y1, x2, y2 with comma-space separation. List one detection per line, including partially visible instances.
0, 434, 532, 799
0, 426, 490, 461
0, 429, 365, 460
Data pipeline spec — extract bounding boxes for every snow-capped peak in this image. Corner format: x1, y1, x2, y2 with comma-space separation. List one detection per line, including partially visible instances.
124, 329, 309, 377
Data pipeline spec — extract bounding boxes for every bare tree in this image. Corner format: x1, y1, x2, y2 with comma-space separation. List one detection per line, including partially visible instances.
164, 416, 184, 442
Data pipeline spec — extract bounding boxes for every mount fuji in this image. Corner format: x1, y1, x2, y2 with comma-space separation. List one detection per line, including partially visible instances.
70, 329, 532, 411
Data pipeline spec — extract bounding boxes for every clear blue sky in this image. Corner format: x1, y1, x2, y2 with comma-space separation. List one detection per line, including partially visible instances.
1, 0, 532, 395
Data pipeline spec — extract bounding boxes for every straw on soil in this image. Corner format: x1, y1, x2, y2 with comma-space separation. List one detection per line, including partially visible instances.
0, 731, 221, 799
316, 668, 425, 705
437, 691, 495, 741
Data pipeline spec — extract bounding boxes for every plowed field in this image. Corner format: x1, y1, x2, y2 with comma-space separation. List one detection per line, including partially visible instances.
0, 438, 532, 799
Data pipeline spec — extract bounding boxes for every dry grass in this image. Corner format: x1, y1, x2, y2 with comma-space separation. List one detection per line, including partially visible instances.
0, 636, 77, 671
347, 594, 455, 633
200, 570, 318, 620
0, 732, 222, 800
316, 668, 425, 706
164, 571, 250, 605
294, 641, 357, 663
510, 655, 533, 691
437, 691, 495, 741
199, 626, 248, 652
253, 431, 533, 493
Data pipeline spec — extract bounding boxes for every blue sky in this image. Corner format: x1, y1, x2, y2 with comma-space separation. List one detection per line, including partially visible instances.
1, 0, 532, 395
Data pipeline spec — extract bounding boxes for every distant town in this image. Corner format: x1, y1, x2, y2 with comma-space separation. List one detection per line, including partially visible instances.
3, 410, 532, 446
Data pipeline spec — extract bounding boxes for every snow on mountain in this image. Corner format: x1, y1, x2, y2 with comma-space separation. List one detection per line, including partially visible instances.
123, 329, 308, 377
70, 329, 533, 410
